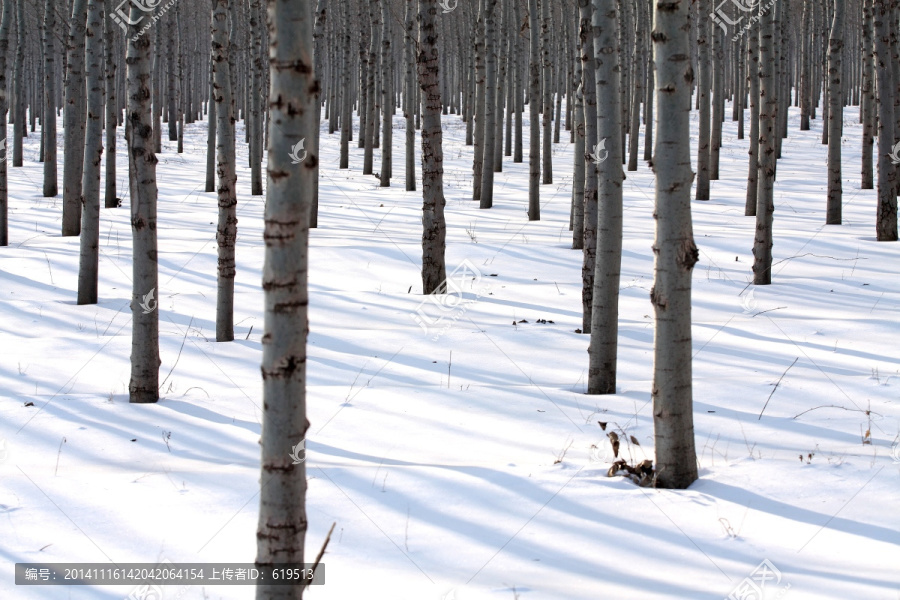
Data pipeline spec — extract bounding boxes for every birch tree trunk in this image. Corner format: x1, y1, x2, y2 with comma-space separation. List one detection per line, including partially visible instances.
0, 0, 9, 247
205, 54, 216, 193
571, 10, 585, 249
418, 0, 447, 294
873, 0, 897, 240
42, 0, 57, 198
363, 0, 381, 175
380, 0, 392, 187
11, 0, 23, 169
212, 0, 237, 342
77, 0, 104, 305
745, 2, 760, 216
580, 0, 597, 332
256, 0, 315, 594
404, 0, 416, 190
588, 0, 624, 394
249, 0, 264, 196
104, 10, 118, 207
753, 0, 778, 285
540, 0, 552, 184
62, 0, 87, 236
480, 0, 498, 208
696, 0, 710, 200
825, 0, 843, 224
127, 4, 160, 404
860, 0, 875, 190
527, 0, 541, 220
651, 0, 699, 489
473, 0, 486, 201
339, 1, 352, 170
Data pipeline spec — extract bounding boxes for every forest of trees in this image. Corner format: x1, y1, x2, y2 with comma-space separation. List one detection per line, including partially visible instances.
0, 0, 897, 594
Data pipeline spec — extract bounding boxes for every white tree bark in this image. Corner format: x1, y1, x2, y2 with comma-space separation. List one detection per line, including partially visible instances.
588, 0, 624, 394
126, 3, 160, 404
62, 0, 87, 236
77, 0, 104, 305
256, 0, 316, 595
212, 0, 237, 342
650, 0, 699, 489
825, 0, 844, 224
41, 0, 57, 198
418, 0, 447, 294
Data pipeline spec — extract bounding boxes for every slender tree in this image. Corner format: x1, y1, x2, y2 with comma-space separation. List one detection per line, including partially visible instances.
0, 0, 10, 247
62, 0, 88, 236
826, 0, 844, 224
77, 0, 104, 305
41, 0, 57, 198
873, 0, 897, 240
256, 0, 316, 595
527, 0, 541, 220
753, 0, 778, 284
127, 4, 160, 404
650, 0, 699, 489
418, 0, 447, 294
696, 0, 710, 200
212, 0, 237, 342
104, 8, 118, 207
588, 0, 624, 394
11, 0, 23, 169
480, 0, 498, 208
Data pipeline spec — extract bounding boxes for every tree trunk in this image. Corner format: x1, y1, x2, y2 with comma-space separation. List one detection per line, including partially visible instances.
126, 4, 160, 404
363, 0, 380, 175
0, 0, 10, 247
256, 0, 314, 595
42, 0, 57, 198
873, 0, 897, 240
571, 9, 585, 249
249, 0, 265, 196
480, 0, 498, 208
418, 0, 447, 294
212, 0, 237, 342
860, 0, 875, 189
77, 0, 104, 305
745, 4, 760, 217
62, 0, 87, 236
580, 0, 597, 332
527, 0, 541, 220
826, 0, 843, 224
650, 0, 699, 489
205, 54, 216, 193
104, 9, 118, 207
404, 0, 416, 190
588, 0, 624, 394
752, 0, 777, 285
696, 0, 710, 200
380, 0, 392, 186
540, 0, 552, 184
11, 0, 23, 169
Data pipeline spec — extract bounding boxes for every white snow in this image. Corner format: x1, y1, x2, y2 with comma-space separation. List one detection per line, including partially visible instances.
1, 99, 899, 600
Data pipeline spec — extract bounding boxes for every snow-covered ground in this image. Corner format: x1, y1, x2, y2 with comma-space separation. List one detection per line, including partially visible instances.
1, 99, 898, 600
